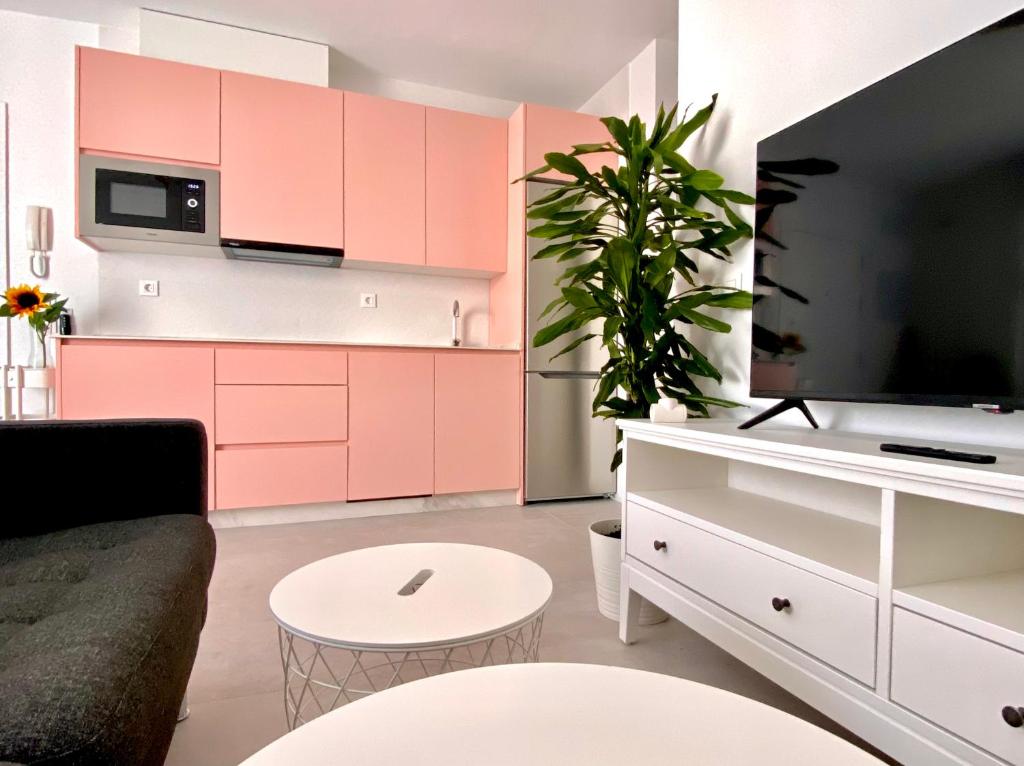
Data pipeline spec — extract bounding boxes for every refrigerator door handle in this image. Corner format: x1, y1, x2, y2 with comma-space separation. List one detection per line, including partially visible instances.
536, 371, 601, 380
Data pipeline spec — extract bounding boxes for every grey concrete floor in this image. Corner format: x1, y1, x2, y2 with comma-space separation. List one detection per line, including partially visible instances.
166, 499, 891, 765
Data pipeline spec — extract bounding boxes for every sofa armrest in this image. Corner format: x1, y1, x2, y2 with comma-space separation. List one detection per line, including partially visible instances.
0, 419, 207, 539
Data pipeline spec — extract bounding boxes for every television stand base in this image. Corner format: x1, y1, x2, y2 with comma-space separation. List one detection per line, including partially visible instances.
739, 398, 819, 430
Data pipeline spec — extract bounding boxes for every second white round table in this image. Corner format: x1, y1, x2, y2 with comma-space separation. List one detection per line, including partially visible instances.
243, 663, 886, 765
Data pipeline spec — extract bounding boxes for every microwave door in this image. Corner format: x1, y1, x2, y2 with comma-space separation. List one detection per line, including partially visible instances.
94, 169, 185, 231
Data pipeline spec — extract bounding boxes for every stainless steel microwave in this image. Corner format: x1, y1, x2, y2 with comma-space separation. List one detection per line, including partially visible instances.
79, 155, 220, 253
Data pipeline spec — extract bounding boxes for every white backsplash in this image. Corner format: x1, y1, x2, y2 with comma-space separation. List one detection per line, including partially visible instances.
97, 251, 491, 347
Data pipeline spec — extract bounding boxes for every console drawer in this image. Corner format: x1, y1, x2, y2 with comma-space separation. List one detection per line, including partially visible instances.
216, 444, 347, 509
891, 608, 1024, 763
215, 384, 347, 444
625, 501, 877, 685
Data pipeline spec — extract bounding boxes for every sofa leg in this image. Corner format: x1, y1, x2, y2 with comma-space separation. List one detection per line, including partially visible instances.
177, 692, 190, 723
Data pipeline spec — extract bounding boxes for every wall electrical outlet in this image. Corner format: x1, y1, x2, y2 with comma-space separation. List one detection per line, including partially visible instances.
139, 279, 160, 297
360, 293, 377, 308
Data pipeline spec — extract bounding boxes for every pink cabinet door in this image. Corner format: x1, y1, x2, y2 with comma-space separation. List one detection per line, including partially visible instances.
524, 103, 615, 182
348, 351, 434, 500
344, 92, 426, 266
216, 444, 347, 510
221, 71, 344, 248
215, 385, 348, 444
215, 348, 348, 385
59, 342, 216, 505
434, 353, 519, 494
77, 47, 220, 164
426, 107, 507, 272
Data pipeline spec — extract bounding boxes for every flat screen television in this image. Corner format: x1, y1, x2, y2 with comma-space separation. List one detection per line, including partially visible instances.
751, 10, 1024, 412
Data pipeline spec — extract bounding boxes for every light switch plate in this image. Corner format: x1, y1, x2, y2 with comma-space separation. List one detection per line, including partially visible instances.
360, 293, 377, 308
139, 279, 159, 297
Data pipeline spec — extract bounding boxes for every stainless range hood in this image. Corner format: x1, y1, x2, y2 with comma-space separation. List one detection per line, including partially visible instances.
221, 239, 344, 268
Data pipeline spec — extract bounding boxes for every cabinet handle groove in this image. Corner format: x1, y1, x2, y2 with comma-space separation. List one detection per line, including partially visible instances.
771, 597, 791, 612
653, 540, 667, 552
1003, 706, 1024, 728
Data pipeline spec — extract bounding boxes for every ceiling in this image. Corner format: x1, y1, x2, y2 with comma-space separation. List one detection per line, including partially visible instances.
0, 0, 677, 108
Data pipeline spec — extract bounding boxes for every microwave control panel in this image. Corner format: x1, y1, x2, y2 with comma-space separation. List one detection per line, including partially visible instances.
182, 180, 205, 232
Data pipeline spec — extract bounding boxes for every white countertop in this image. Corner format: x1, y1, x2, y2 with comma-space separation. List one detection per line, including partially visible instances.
55, 334, 519, 352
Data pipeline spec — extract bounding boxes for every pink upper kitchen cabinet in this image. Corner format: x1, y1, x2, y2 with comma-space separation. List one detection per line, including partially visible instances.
77, 47, 220, 164
59, 341, 216, 506
344, 92, 426, 267
221, 71, 344, 248
425, 107, 507, 273
347, 351, 435, 501
434, 353, 519, 494
524, 103, 615, 182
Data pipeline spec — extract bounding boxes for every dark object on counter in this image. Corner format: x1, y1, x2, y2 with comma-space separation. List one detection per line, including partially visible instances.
57, 310, 73, 335
0, 419, 216, 766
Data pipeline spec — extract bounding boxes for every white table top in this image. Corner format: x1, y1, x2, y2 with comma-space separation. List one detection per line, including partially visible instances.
269, 543, 553, 650
240, 663, 885, 765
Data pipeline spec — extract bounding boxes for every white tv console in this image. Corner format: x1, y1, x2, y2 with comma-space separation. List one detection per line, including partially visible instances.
617, 419, 1024, 766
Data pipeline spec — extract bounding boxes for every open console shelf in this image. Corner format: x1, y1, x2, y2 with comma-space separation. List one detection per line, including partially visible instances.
627, 487, 879, 589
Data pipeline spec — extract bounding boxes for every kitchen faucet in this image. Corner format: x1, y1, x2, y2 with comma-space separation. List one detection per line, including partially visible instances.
452, 300, 461, 346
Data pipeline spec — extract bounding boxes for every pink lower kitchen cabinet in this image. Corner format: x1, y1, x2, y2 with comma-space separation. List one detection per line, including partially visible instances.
216, 444, 348, 510
57, 340, 524, 512
59, 342, 217, 506
434, 353, 520, 494
347, 351, 435, 501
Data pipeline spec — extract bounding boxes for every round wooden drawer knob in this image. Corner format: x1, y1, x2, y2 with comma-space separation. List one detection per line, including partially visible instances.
653, 540, 668, 552
771, 597, 791, 612
1003, 706, 1024, 728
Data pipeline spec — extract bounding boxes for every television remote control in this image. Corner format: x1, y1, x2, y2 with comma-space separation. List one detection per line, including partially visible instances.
880, 443, 997, 464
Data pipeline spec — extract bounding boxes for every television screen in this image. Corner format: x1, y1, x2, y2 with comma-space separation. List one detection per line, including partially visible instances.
751, 11, 1024, 409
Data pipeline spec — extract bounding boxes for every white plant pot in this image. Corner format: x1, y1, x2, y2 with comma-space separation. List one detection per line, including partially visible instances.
589, 519, 668, 625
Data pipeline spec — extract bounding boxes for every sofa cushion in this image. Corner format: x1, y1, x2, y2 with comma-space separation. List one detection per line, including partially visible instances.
0, 515, 215, 765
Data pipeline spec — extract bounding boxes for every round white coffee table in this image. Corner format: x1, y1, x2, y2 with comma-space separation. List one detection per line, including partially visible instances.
242, 663, 885, 765
270, 543, 552, 728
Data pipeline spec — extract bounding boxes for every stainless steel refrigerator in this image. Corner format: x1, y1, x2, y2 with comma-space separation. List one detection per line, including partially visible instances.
525, 181, 617, 501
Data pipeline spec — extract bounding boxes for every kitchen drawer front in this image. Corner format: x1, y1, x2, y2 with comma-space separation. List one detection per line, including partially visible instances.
626, 501, 877, 685
215, 348, 348, 385
891, 608, 1024, 763
216, 444, 348, 509
216, 385, 347, 444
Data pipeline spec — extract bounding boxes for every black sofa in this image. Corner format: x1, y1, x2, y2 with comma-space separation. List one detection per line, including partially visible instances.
0, 419, 216, 765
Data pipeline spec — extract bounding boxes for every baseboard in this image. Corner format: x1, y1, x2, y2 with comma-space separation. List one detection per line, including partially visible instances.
208, 490, 519, 529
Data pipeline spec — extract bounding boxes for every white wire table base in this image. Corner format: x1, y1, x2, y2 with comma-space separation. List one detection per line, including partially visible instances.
278, 613, 545, 729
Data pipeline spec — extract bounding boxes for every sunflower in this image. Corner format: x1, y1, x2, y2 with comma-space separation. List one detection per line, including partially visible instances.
2, 284, 49, 317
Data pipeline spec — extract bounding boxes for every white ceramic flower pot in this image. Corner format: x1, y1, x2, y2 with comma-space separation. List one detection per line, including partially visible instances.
589, 519, 668, 625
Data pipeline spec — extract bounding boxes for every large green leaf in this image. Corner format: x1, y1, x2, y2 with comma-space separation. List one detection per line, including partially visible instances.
544, 152, 592, 181
605, 238, 635, 294
680, 308, 732, 333
685, 170, 724, 191
660, 93, 717, 152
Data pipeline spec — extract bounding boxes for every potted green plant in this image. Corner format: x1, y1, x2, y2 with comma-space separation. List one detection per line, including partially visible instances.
519, 98, 753, 623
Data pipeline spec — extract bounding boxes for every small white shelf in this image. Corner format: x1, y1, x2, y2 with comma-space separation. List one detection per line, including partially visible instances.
895, 569, 1024, 653
627, 487, 880, 593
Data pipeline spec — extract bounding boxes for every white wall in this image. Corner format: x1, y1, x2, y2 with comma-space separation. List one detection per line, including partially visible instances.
578, 38, 678, 121
140, 10, 329, 86
97, 253, 489, 347
678, 0, 1024, 449
328, 50, 518, 118
0, 9, 100, 369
